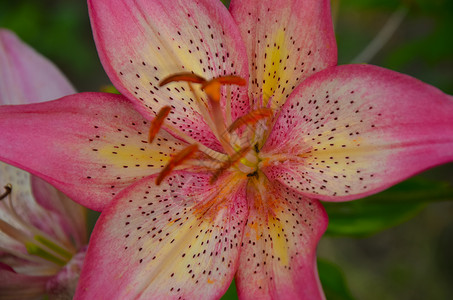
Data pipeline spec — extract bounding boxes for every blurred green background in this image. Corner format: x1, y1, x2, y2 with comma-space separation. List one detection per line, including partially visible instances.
1, 0, 452, 299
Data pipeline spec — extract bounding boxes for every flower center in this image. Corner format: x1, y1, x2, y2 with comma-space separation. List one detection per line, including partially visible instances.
149, 72, 273, 184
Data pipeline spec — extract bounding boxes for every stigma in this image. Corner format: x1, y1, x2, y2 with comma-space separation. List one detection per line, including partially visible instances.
148, 72, 273, 185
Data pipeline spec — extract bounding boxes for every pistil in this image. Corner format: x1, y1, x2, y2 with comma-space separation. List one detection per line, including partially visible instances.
152, 72, 273, 185
210, 146, 252, 184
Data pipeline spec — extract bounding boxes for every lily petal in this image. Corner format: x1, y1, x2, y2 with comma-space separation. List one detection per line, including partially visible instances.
263, 64, 453, 201
88, 0, 250, 151
0, 248, 59, 277
0, 163, 76, 253
229, 0, 337, 110
0, 29, 75, 105
46, 248, 87, 300
0, 29, 82, 242
75, 171, 247, 299
236, 176, 327, 299
0, 262, 51, 300
0, 93, 188, 211
31, 177, 87, 248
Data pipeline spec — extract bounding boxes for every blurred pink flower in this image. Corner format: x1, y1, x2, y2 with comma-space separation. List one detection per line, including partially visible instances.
0, 29, 87, 299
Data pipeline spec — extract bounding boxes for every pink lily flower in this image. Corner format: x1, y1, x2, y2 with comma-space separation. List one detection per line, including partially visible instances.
0, 29, 87, 299
0, 0, 452, 298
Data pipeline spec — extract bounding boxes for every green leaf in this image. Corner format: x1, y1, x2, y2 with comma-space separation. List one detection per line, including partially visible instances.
221, 279, 238, 300
340, 0, 400, 10
323, 177, 453, 237
100, 85, 121, 94
318, 258, 355, 300
221, 0, 231, 8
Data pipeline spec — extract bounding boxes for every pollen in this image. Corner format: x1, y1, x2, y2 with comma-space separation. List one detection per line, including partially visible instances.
201, 80, 222, 102
201, 75, 246, 103
148, 106, 171, 144
155, 144, 198, 185
154, 72, 273, 185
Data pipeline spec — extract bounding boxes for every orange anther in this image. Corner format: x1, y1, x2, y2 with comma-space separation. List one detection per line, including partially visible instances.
201, 76, 247, 102
210, 146, 251, 184
148, 106, 171, 144
227, 108, 273, 133
159, 72, 206, 87
156, 144, 199, 185
216, 75, 247, 86
201, 76, 247, 89
202, 80, 222, 102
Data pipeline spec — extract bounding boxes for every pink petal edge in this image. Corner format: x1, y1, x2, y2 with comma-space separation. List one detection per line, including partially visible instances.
0, 263, 51, 300
0, 29, 75, 105
88, 0, 250, 152
263, 64, 453, 202
229, 0, 337, 111
0, 92, 188, 211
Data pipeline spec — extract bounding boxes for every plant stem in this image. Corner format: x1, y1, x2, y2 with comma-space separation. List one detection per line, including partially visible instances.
351, 5, 409, 64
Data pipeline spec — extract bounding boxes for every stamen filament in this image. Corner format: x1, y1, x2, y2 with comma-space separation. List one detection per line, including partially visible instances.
201, 79, 238, 157
148, 106, 171, 144
0, 184, 76, 257
25, 242, 66, 266
208, 96, 235, 156
0, 245, 52, 265
225, 85, 233, 126
156, 144, 199, 185
34, 235, 73, 261
0, 218, 74, 265
187, 82, 220, 140
159, 75, 228, 162
159, 72, 255, 172
184, 159, 222, 170
191, 81, 237, 157
162, 121, 228, 162
227, 108, 274, 133
0, 219, 31, 244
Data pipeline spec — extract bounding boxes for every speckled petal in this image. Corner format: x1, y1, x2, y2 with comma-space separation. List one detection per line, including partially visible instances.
0, 93, 188, 211
0, 29, 75, 105
75, 171, 247, 299
229, 0, 337, 111
89, 0, 250, 151
263, 64, 453, 201
236, 176, 327, 300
